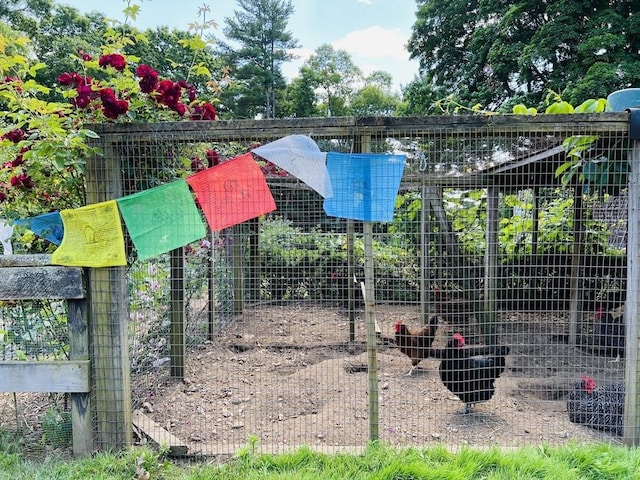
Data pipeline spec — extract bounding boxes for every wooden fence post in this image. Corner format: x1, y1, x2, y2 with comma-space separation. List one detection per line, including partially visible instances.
85, 145, 132, 450
68, 296, 93, 456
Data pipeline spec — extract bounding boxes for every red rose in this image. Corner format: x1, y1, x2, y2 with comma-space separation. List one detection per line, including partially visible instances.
77, 48, 93, 61
109, 53, 127, 71
98, 53, 127, 71
174, 102, 186, 116
136, 64, 159, 93
1, 129, 25, 143
57, 72, 75, 86
191, 102, 217, 121
205, 149, 220, 167
99, 88, 129, 119
190, 157, 205, 172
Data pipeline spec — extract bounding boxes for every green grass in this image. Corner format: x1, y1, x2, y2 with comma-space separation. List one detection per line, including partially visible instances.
0, 440, 639, 480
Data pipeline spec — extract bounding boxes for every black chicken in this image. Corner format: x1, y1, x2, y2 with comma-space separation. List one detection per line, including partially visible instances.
433, 332, 510, 414
567, 375, 624, 436
594, 306, 625, 361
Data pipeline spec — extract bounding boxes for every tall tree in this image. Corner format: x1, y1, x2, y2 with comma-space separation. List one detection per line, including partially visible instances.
278, 74, 318, 118
216, 0, 298, 119
350, 71, 401, 116
407, 0, 640, 110
301, 44, 362, 117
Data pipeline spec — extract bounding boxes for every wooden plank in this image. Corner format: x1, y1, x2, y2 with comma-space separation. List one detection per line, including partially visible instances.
132, 410, 188, 456
0, 360, 90, 392
0, 254, 53, 267
624, 138, 640, 446
68, 298, 93, 457
87, 113, 631, 140
0, 266, 84, 300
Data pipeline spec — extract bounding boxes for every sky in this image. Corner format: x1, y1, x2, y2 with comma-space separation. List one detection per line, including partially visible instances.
58, 0, 421, 92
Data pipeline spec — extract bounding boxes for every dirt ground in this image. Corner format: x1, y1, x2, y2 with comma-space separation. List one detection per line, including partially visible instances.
130, 303, 626, 457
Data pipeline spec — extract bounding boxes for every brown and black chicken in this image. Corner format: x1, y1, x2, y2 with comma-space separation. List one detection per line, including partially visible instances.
394, 316, 439, 376
434, 332, 510, 414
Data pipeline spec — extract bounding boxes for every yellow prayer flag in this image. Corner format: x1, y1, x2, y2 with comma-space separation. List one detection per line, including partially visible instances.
52, 200, 126, 267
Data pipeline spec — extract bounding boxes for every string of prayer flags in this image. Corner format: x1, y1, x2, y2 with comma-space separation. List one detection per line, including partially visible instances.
323, 152, 406, 223
187, 152, 276, 232
52, 200, 126, 267
252, 135, 333, 198
13, 211, 64, 245
116, 179, 207, 261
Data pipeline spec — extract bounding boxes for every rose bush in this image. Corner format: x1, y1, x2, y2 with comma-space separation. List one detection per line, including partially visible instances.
0, 19, 221, 252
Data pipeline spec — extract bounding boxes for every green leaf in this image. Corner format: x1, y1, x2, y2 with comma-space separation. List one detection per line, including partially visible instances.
80, 129, 100, 139
194, 65, 211, 77
555, 159, 578, 177
574, 98, 607, 113
545, 101, 574, 114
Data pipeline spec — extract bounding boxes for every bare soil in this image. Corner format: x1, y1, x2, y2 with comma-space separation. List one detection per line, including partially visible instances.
130, 303, 626, 457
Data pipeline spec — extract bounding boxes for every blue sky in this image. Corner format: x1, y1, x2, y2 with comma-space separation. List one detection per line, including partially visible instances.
59, 0, 421, 92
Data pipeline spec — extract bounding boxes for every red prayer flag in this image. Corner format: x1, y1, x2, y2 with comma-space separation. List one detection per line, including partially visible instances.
186, 152, 276, 231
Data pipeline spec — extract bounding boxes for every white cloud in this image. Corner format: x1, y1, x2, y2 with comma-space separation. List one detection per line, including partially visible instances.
332, 26, 410, 61
357, 0, 373, 4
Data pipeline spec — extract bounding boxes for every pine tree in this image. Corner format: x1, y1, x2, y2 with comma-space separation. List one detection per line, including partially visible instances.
216, 0, 298, 118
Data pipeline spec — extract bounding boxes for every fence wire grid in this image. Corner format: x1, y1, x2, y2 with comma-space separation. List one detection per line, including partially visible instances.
1, 114, 636, 457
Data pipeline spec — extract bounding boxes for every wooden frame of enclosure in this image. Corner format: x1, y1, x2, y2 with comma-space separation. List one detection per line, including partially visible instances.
5, 113, 637, 453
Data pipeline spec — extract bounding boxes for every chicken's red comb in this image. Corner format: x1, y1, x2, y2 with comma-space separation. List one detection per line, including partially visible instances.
453, 332, 465, 347
581, 375, 597, 393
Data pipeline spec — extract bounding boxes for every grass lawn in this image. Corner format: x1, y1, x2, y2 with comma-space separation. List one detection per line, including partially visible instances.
0, 435, 639, 480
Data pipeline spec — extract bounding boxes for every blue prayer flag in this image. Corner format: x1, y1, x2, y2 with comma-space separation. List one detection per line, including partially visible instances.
323, 153, 406, 222
14, 212, 64, 245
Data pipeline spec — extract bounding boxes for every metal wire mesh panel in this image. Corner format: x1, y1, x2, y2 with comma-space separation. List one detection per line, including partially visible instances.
84, 115, 635, 456
0, 300, 74, 452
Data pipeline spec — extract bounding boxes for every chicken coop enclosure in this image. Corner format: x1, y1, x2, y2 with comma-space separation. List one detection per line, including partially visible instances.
2, 113, 640, 457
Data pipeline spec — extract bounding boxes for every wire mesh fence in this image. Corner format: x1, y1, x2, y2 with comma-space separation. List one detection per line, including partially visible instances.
1, 114, 635, 457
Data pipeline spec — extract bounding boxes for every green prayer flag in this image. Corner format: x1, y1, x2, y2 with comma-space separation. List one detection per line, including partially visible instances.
117, 179, 206, 260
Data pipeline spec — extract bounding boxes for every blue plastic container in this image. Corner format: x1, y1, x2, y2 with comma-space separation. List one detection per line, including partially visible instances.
607, 88, 640, 112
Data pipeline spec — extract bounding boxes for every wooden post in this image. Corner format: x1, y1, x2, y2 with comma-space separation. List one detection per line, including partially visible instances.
484, 185, 499, 345
232, 225, 244, 314
568, 184, 584, 346
246, 218, 260, 301
85, 146, 132, 450
170, 247, 185, 378
347, 219, 356, 343
363, 221, 378, 442
68, 295, 93, 456
421, 185, 433, 324
529, 186, 540, 292
207, 228, 216, 340
356, 133, 379, 442
624, 137, 640, 445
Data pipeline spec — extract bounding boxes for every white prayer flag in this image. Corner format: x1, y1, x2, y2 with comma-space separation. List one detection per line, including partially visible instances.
0, 219, 13, 255
252, 135, 333, 198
